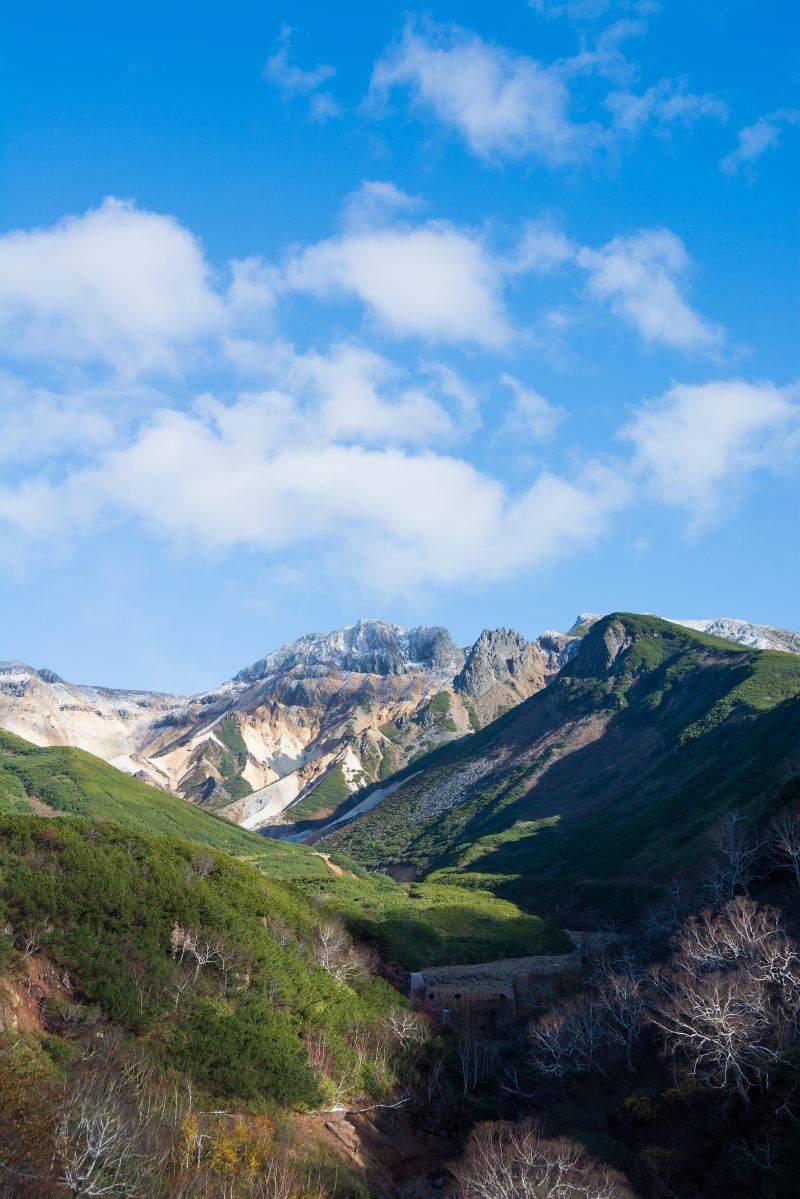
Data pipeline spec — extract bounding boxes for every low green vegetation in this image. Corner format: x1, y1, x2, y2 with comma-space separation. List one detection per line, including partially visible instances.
425, 690, 458, 732
0, 816, 400, 1109
274, 866, 571, 969
288, 765, 351, 822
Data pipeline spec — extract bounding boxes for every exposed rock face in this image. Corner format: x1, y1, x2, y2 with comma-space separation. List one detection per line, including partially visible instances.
234, 620, 465, 684
454, 628, 532, 696
571, 617, 634, 677
452, 627, 576, 724
2, 613, 797, 832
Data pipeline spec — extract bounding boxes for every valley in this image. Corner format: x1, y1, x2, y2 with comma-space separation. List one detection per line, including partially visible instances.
2, 611, 800, 1199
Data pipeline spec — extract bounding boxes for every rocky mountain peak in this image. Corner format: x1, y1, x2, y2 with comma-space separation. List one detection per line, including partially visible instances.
453, 627, 530, 697
232, 619, 466, 685
567, 613, 602, 635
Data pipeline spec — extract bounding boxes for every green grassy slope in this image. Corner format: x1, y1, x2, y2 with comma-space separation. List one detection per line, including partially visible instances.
0, 729, 275, 854
0, 730, 567, 967
321, 615, 800, 922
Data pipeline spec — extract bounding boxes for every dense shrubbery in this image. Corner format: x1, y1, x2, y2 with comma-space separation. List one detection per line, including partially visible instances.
0, 816, 404, 1110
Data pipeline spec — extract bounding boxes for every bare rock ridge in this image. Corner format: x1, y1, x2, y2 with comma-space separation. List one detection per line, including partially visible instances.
232, 620, 465, 683
1, 613, 797, 832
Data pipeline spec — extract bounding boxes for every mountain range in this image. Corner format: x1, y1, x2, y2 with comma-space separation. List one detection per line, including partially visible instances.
1, 613, 796, 836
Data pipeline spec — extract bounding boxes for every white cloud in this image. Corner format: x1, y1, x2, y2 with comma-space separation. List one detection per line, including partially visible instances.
0, 388, 627, 589
284, 214, 511, 348
721, 110, 800, 175
340, 180, 421, 230
499, 374, 563, 440
282, 343, 459, 444
577, 229, 723, 352
622, 379, 800, 530
505, 222, 576, 274
368, 18, 719, 167
606, 79, 727, 135
263, 26, 341, 121
0, 374, 118, 465
531, 1, 657, 19
368, 21, 597, 165
0, 198, 225, 375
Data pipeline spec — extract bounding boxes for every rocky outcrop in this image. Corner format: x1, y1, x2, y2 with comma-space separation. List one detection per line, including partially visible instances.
454, 628, 534, 697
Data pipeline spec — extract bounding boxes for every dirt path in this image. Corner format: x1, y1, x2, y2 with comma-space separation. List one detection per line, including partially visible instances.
313, 851, 357, 879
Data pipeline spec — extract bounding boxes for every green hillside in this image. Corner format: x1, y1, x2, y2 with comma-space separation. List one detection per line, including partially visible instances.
321, 615, 800, 923
0, 729, 279, 855
0, 730, 566, 967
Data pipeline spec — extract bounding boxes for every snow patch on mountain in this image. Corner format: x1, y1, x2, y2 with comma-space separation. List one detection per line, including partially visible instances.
672, 618, 800, 654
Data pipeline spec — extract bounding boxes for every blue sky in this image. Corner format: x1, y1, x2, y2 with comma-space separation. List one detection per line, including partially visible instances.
1, 0, 798, 692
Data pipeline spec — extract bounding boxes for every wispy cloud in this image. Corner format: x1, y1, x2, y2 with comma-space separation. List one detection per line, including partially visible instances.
367, 18, 722, 168
530, 0, 658, 20
721, 109, 800, 175
606, 79, 727, 136
263, 26, 341, 122
499, 374, 563, 441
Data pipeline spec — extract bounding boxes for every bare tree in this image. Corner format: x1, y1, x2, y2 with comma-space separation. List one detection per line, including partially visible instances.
704, 811, 762, 904
527, 996, 609, 1078
452, 1119, 635, 1199
55, 1074, 156, 1197
640, 879, 690, 944
454, 1035, 494, 1096
169, 925, 249, 995
769, 807, 800, 887
313, 920, 360, 983
649, 968, 787, 1104
598, 974, 646, 1073
672, 897, 800, 1011
383, 1008, 427, 1051
14, 919, 54, 960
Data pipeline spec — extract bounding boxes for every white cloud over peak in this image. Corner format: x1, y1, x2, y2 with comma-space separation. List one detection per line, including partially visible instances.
622, 379, 800, 530
0, 198, 225, 375
369, 22, 596, 165
577, 229, 723, 352
720, 110, 800, 175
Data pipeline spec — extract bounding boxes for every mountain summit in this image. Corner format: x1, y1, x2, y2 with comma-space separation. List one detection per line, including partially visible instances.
1, 612, 797, 834
232, 619, 465, 684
